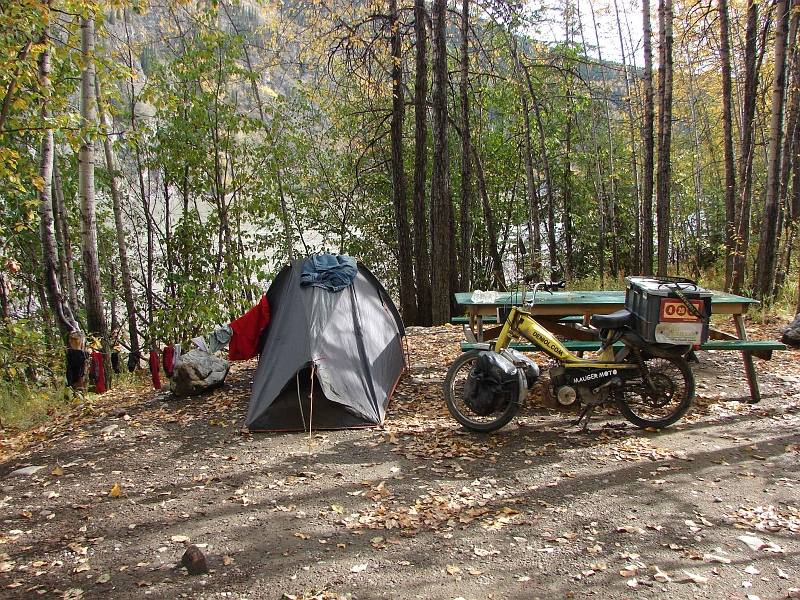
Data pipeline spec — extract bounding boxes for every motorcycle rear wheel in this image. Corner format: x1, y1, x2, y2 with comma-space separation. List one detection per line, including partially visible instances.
443, 350, 521, 432
615, 355, 695, 429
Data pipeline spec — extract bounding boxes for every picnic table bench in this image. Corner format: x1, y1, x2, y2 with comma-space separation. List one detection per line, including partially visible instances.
454, 289, 787, 403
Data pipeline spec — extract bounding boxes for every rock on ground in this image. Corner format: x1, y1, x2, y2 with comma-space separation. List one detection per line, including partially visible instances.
172, 349, 230, 396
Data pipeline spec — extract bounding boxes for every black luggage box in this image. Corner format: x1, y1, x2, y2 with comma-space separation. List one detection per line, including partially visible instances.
625, 277, 712, 345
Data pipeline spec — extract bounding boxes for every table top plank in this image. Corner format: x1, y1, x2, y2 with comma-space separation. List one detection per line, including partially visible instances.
454, 290, 759, 317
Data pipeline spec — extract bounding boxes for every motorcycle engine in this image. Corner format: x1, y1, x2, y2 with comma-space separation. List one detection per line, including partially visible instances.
577, 385, 609, 405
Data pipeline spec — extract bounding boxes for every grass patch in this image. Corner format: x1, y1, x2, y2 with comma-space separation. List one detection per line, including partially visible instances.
0, 381, 73, 430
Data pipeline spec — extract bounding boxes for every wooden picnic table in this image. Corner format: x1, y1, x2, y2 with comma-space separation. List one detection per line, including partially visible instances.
454, 289, 778, 403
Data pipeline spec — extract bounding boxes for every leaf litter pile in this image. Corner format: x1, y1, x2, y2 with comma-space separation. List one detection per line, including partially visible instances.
0, 322, 799, 599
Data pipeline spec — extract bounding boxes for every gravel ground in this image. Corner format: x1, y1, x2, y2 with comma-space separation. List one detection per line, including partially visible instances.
1, 324, 798, 600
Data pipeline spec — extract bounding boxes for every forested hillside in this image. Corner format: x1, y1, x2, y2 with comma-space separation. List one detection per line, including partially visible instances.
1, 0, 799, 398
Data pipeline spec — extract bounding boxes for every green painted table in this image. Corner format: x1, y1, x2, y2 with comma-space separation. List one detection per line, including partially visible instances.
454, 289, 767, 401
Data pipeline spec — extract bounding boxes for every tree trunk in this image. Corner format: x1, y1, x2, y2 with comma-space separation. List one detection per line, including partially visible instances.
642, 0, 655, 275
590, 0, 619, 278
458, 0, 473, 291
720, 0, 737, 290
613, 0, 642, 275
413, 0, 432, 326
755, 0, 791, 300
80, 14, 112, 388
388, 0, 418, 324
430, 0, 455, 324
732, 0, 760, 293
470, 144, 505, 289
564, 117, 573, 281
53, 153, 78, 315
777, 1, 800, 283
96, 75, 140, 363
520, 93, 542, 262
656, 0, 674, 276
38, 15, 79, 340
523, 68, 557, 272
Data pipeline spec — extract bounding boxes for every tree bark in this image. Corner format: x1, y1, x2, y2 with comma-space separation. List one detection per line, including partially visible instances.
642, 0, 655, 275
777, 1, 800, 282
53, 153, 78, 315
79, 13, 112, 388
613, 0, 642, 274
732, 0, 760, 293
656, 0, 674, 276
458, 0, 473, 291
430, 0, 455, 324
389, 0, 418, 324
754, 0, 791, 300
413, 0, 432, 326
523, 67, 556, 272
95, 75, 140, 362
469, 143, 505, 289
38, 13, 80, 340
720, 0, 737, 290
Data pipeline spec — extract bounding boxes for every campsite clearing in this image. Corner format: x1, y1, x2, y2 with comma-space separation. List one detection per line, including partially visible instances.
0, 323, 799, 600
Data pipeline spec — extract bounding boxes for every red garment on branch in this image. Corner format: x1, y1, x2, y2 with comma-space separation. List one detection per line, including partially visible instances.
90, 352, 106, 393
162, 346, 175, 378
149, 349, 161, 390
229, 295, 271, 360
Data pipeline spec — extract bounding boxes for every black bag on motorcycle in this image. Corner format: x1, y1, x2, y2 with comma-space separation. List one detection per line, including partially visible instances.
462, 351, 518, 416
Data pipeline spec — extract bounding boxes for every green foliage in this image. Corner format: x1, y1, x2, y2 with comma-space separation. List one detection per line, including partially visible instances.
0, 318, 67, 429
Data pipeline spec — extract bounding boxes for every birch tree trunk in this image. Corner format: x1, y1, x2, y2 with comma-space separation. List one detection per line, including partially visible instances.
38, 13, 79, 340
79, 13, 112, 388
53, 153, 78, 315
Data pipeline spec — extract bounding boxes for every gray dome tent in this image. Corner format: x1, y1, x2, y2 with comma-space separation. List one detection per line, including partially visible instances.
246, 258, 406, 431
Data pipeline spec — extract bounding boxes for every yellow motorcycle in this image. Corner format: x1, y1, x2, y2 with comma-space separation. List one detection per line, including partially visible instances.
443, 277, 696, 432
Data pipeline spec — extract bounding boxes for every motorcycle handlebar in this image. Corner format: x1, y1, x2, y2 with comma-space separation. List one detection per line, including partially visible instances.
523, 274, 566, 291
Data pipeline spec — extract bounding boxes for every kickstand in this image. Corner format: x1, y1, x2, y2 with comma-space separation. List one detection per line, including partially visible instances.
575, 405, 595, 432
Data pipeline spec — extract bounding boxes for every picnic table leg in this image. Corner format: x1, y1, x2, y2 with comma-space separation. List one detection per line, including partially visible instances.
733, 313, 761, 403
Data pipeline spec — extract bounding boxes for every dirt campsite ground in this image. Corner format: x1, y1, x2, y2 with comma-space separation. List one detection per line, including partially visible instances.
1, 319, 799, 600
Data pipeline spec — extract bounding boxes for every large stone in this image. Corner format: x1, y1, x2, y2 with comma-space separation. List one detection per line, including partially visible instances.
181, 544, 208, 575
780, 313, 800, 347
172, 349, 230, 397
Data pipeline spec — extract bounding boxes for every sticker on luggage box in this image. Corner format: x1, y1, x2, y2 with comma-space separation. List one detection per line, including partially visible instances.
660, 298, 704, 322
655, 322, 704, 344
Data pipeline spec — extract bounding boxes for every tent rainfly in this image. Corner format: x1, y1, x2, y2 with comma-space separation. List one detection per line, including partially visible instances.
246, 258, 406, 431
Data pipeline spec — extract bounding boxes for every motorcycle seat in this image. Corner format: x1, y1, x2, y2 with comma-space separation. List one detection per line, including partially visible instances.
590, 309, 634, 329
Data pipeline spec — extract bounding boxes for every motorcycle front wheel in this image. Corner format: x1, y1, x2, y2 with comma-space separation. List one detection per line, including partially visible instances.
615, 355, 695, 429
443, 350, 521, 432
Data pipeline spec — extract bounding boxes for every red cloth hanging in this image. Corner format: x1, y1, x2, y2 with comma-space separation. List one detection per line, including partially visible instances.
229, 295, 271, 361
90, 352, 106, 393
149, 349, 161, 389
162, 346, 175, 378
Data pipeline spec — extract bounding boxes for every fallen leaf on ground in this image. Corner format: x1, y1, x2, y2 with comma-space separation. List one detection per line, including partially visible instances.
680, 570, 709, 584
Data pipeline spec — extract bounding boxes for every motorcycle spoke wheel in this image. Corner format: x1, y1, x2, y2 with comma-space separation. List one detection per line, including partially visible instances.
615, 356, 695, 429
443, 350, 520, 432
